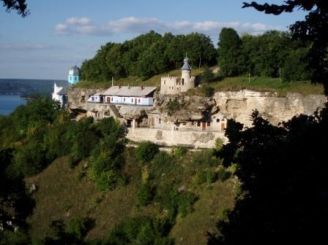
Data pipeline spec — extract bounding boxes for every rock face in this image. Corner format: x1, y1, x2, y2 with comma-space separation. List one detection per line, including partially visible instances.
214, 90, 326, 127
67, 88, 326, 148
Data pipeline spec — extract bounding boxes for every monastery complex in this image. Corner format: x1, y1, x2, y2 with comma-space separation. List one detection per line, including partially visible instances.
53, 58, 327, 148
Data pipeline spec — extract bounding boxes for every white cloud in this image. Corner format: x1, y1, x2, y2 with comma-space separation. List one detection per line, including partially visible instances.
55, 16, 283, 38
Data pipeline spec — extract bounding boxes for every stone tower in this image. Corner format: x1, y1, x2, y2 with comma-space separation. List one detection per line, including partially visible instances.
181, 57, 194, 90
68, 65, 80, 84
160, 56, 195, 95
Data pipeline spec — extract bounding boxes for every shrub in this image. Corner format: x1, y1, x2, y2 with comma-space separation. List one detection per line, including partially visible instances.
66, 217, 88, 240
215, 138, 224, 150
217, 167, 231, 182
106, 216, 173, 245
201, 85, 215, 97
201, 66, 215, 83
192, 149, 217, 167
135, 141, 159, 163
137, 183, 155, 206
166, 98, 183, 115
171, 146, 188, 157
156, 189, 198, 220
195, 169, 217, 185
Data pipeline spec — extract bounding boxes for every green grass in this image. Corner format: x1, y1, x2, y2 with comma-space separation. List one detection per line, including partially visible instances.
208, 76, 324, 96
170, 180, 236, 245
75, 68, 204, 89
76, 71, 324, 96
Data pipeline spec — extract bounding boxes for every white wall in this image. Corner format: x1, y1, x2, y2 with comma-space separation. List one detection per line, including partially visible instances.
104, 96, 153, 106
87, 95, 102, 103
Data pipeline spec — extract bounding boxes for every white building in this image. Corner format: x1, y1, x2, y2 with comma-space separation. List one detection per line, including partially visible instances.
102, 86, 156, 106
52, 82, 67, 107
160, 57, 195, 95
87, 93, 103, 103
68, 66, 80, 84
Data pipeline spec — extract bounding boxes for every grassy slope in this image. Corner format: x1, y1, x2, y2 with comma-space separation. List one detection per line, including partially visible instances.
170, 180, 236, 245
76, 68, 324, 96
25, 149, 236, 244
209, 76, 324, 96
75, 68, 202, 89
26, 154, 139, 241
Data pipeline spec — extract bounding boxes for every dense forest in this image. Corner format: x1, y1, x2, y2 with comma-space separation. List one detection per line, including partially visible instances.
80, 31, 217, 81
80, 29, 312, 83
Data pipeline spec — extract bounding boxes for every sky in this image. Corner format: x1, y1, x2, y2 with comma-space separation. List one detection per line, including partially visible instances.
0, 0, 307, 80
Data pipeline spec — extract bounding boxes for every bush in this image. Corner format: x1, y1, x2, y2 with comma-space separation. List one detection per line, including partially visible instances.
156, 189, 198, 220
150, 152, 178, 182
106, 216, 173, 245
192, 149, 217, 167
66, 217, 88, 240
201, 66, 215, 83
201, 85, 215, 97
195, 169, 217, 185
14, 139, 48, 176
135, 141, 159, 163
171, 146, 188, 157
137, 183, 155, 206
217, 167, 231, 182
166, 98, 183, 115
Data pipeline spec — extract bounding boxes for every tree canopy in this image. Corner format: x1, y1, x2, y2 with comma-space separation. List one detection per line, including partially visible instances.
80, 31, 217, 81
243, 0, 328, 92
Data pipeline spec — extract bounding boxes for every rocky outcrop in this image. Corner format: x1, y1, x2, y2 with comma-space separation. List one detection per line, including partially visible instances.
68, 88, 326, 127
214, 90, 326, 127
157, 95, 216, 122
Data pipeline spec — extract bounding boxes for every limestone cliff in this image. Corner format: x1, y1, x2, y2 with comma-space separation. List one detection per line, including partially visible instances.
68, 88, 326, 127
214, 90, 326, 127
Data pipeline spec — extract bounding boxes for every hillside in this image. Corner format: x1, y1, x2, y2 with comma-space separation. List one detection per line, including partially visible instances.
25, 148, 237, 244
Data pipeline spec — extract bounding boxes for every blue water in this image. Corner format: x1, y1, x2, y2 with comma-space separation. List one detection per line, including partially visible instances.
0, 95, 26, 116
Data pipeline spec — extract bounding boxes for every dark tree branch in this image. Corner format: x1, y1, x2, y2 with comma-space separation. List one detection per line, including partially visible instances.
2, 0, 29, 16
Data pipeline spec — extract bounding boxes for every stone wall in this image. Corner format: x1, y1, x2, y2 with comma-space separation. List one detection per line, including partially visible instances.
214, 90, 326, 127
127, 127, 226, 148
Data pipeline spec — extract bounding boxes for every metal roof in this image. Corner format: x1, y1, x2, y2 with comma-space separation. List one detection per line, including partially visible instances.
103, 86, 156, 97
69, 65, 80, 75
181, 57, 191, 71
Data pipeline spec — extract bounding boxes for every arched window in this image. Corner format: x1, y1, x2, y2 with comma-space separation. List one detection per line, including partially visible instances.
182, 79, 184, 85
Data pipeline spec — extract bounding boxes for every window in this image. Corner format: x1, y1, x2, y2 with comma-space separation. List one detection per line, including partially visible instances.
159, 118, 161, 124
207, 122, 210, 126
197, 121, 201, 127
182, 78, 184, 85
216, 119, 220, 122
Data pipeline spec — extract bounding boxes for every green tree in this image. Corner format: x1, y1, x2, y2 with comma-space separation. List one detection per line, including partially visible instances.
243, 0, 328, 92
218, 28, 245, 76
282, 46, 311, 81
